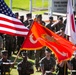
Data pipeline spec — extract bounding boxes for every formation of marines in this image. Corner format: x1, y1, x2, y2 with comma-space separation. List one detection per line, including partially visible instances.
0, 12, 76, 75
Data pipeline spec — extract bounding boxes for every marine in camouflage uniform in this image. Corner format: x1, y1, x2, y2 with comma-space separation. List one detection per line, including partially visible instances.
39, 49, 56, 75
24, 13, 34, 59
17, 51, 34, 75
36, 14, 45, 26
35, 47, 46, 72
5, 35, 16, 57
71, 51, 76, 75
0, 50, 14, 75
55, 16, 65, 37
46, 16, 56, 32
57, 60, 72, 75
24, 13, 33, 28
0, 35, 3, 58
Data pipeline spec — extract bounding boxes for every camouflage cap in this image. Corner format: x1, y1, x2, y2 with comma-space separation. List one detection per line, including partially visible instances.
49, 16, 53, 20
26, 13, 32, 17
21, 51, 27, 57
45, 47, 52, 53
1, 50, 8, 55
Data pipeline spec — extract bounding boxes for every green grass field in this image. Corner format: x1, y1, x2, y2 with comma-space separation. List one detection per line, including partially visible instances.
5, 0, 48, 11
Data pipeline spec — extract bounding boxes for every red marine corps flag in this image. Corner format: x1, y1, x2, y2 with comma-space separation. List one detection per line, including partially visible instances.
0, 0, 28, 36
21, 30, 43, 50
24, 21, 76, 62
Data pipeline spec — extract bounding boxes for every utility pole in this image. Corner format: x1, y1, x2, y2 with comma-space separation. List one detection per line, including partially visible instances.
10, 0, 12, 10
29, 0, 32, 13
73, 0, 76, 11
48, 0, 53, 16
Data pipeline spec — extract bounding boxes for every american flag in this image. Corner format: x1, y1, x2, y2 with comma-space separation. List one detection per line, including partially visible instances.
0, 0, 29, 36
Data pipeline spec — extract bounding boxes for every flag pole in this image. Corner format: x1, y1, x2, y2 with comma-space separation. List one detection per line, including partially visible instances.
48, 0, 53, 16
13, 50, 21, 64
9, 50, 21, 72
29, 0, 32, 13
64, 61, 67, 75
10, 0, 12, 10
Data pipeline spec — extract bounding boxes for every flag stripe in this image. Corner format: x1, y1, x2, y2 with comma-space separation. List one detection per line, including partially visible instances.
0, 27, 28, 35
0, 24, 28, 31
0, 20, 28, 30
0, 14, 23, 25
0, 30, 28, 36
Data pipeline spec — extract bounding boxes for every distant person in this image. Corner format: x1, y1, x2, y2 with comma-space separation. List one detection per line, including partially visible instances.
17, 51, 34, 75
19, 15, 24, 24
39, 49, 56, 75
35, 47, 46, 72
64, 11, 76, 40
46, 16, 56, 32
28, 19, 33, 28
56, 16, 65, 32
24, 13, 34, 59
0, 36, 3, 58
36, 14, 45, 26
0, 50, 14, 75
56, 60, 72, 75
57, 15, 61, 20
71, 50, 76, 75
5, 35, 15, 57
24, 13, 33, 28
73, 11, 76, 20
55, 16, 65, 37
15, 12, 19, 19
64, 11, 76, 25
0, 36, 3, 50
17, 15, 25, 52
17, 35, 24, 53
64, 14, 67, 26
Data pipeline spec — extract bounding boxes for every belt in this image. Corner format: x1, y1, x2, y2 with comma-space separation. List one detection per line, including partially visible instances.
45, 71, 52, 73
71, 70, 76, 72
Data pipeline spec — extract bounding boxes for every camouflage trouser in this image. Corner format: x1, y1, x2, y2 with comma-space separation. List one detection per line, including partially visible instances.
70, 71, 76, 75
72, 73, 76, 75
44, 73, 53, 75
